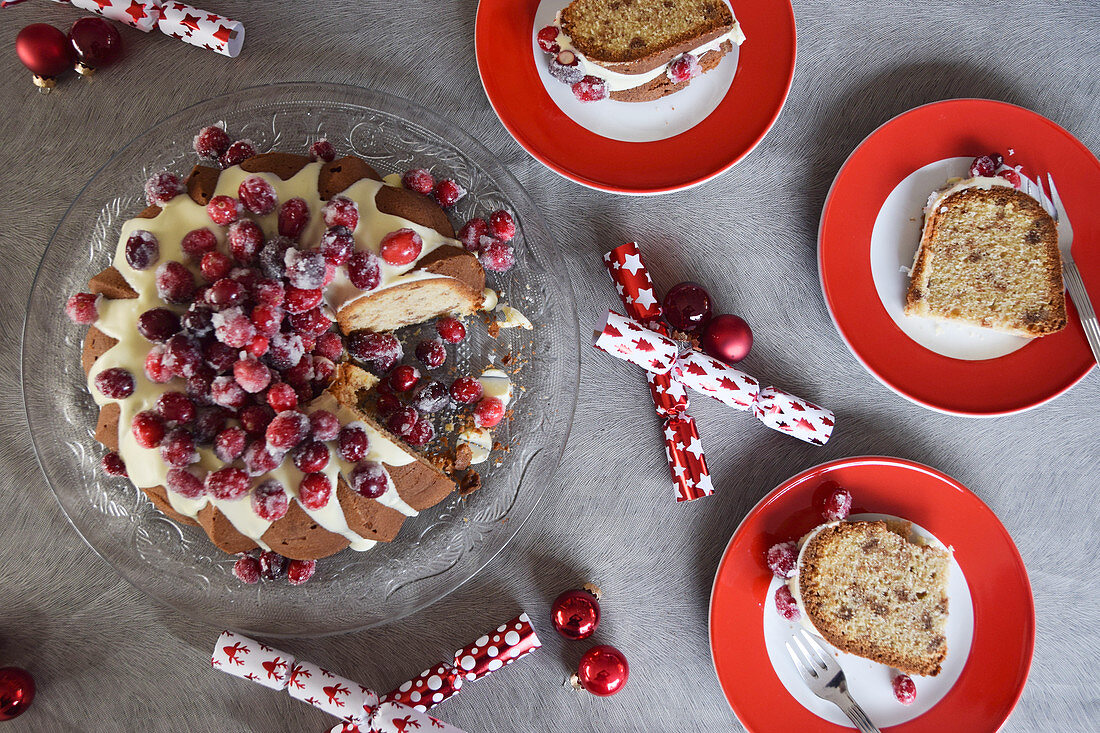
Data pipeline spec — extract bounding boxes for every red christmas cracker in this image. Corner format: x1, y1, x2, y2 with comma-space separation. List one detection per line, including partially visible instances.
70, 0, 160, 31
211, 631, 464, 732
381, 612, 541, 712
604, 242, 712, 501
594, 312, 835, 445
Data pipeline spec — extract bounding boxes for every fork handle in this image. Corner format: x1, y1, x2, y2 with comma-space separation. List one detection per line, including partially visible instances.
836, 695, 881, 733
1064, 260, 1100, 368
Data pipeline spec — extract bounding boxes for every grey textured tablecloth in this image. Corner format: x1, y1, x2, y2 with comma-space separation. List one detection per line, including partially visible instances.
2, 1, 1098, 730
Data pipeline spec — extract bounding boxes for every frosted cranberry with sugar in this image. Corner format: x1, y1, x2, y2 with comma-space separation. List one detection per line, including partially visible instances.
999, 168, 1022, 187
458, 218, 489, 251
161, 428, 198, 467
265, 382, 298, 412
194, 125, 230, 159
667, 52, 700, 83
309, 410, 340, 441
252, 278, 285, 306
164, 333, 203, 377
293, 440, 329, 473
251, 479, 289, 521
402, 168, 435, 195
205, 278, 246, 310
432, 179, 466, 208
179, 228, 217, 261
144, 170, 183, 206
182, 303, 213, 336
311, 355, 336, 385
321, 195, 359, 229
199, 251, 231, 282
249, 336, 269, 359
206, 466, 251, 501
248, 304, 282, 337
387, 407, 419, 438
156, 261, 195, 304
549, 50, 584, 85
435, 316, 466, 343
298, 472, 332, 510
411, 381, 449, 413
258, 237, 294, 280
220, 139, 257, 168
822, 487, 853, 521
201, 339, 235, 372
284, 250, 327, 289
571, 75, 608, 102
259, 550, 288, 580
379, 228, 423, 266
406, 419, 435, 447
210, 375, 248, 410
267, 331, 306, 370
66, 292, 99, 324
346, 250, 381, 291
145, 346, 172, 383
192, 406, 228, 444
238, 175, 277, 215
488, 210, 516, 242
266, 410, 310, 450
338, 424, 370, 462
766, 541, 799, 578
243, 440, 282, 476
132, 410, 166, 448
347, 330, 401, 364
167, 467, 205, 499
350, 461, 388, 498
480, 240, 515, 272
309, 139, 336, 162
277, 197, 310, 239
155, 391, 195, 426
892, 674, 917, 705
125, 230, 160, 271
288, 308, 331, 338
451, 377, 483, 404
319, 225, 354, 266
233, 357, 272, 393
224, 220, 261, 265
415, 338, 446, 369
774, 585, 800, 621
387, 365, 419, 392
474, 397, 505, 428
287, 559, 316, 586
101, 451, 127, 477
214, 426, 247, 462
536, 25, 560, 54
213, 308, 256, 348
207, 195, 242, 225
95, 367, 135, 399
969, 154, 997, 178
314, 332, 343, 361
186, 370, 214, 405
233, 555, 261, 584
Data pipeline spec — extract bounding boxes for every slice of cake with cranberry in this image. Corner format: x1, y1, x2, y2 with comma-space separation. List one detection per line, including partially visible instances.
536, 0, 745, 102
904, 153, 1066, 337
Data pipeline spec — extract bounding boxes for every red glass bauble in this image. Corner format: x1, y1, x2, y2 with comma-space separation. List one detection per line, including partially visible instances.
550, 585, 601, 640
662, 281, 712, 332
0, 667, 35, 721
16, 24, 74, 88
701, 313, 753, 364
573, 645, 629, 697
69, 17, 123, 75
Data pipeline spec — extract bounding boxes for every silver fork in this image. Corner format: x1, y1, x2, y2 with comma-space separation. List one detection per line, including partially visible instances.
785, 630, 880, 733
1026, 174, 1100, 366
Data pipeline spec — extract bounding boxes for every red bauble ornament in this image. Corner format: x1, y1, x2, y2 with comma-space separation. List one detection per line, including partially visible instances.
69, 17, 123, 75
701, 313, 753, 364
0, 667, 35, 721
16, 23, 74, 90
550, 584, 602, 640
662, 281, 712, 333
571, 645, 629, 697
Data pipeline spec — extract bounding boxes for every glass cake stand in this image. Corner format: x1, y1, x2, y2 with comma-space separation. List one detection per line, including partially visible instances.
22, 82, 578, 636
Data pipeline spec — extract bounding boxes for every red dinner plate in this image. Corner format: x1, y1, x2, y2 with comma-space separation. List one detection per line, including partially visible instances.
819, 99, 1098, 415
710, 456, 1034, 732
474, 0, 796, 193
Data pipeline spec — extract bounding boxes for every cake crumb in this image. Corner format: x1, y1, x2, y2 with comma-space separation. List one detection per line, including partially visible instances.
458, 471, 482, 496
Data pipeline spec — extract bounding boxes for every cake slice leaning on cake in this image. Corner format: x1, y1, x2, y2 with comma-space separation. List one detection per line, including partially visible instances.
904, 155, 1066, 337
541, 0, 746, 102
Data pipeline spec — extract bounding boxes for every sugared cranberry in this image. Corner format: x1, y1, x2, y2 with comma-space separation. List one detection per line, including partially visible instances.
663, 282, 712, 332
214, 426, 247, 462
155, 391, 195, 425
220, 139, 257, 169
310, 355, 336, 385
223, 220, 262, 265
989, 152, 1004, 168
160, 428, 197, 467
406, 419, 435, 447
266, 410, 310, 451
233, 555, 261, 584
308, 139, 336, 163
164, 333, 203, 377
487, 210, 516, 242
822, 487, 853, 521
101, 451, 127, 477
293, 440, 330, 473
892, 674, 917, 705
411, 381, 450, 413
194, 125, 231, 159
144, 171, 182, 206
192, 406, 229, 444
458, 218, 489, 251
432, 179, 466, 208
257, 237, 294, 280
144, 346, 172, 383
156, 261, 195, 304
969, 154, 997, 178
206, 195, 242, 225
277, 197, 310, 239
267, 331, 306, 370
166, 467, 205, 498
314, 332, 343, 361
249, 337, 269, 360
321, 195, 359, 229
205, 278, 245, 310
774, 585, 801, 621
571, 75, 608, 102
436, 317, 466, 343
451, 376, 483, 404
258, 550, 288, 580
667, 52, 700, 83
346, 250, 382, 291
414, 338, 446, 369
262, 382, 295, 413
387, 406, 419, 438
288, 308, 331, 339
375, 392, 402, 416
287, 558, 316, 586
125, 230, 160, 271
248, 304, 282, 337
213, 308, 256, 348
479, 240, 515, 272
284, 250, 326, 290
65, 292, 99, 324
131, 410, 166, 448
379, 228, 423, 266
242, 440, 282, 476
239, 403, 275, 434
94, 367, 135, 399
181, 303, 213, 336
251, 479, 289, 521
135, 308, 179, 342
251, 278, 285, 307
210, 375, 248, 410
766, 541, 799, 578
179, 228, 217, 261
318, 225, 354, 266
298, 472, 332, 510
233, 357, 272, 393
338, 424, 371, 462
238, 175, 277, 215
389, 365, 421, 393
206, 466, 250, 500
999, 168, 1022, 187
549, 50, 584, 84
346, 330, 401, 366
186, 369, 215, 404
474, 397, 505, 428
536, 25, 560, 55
309, 410, 340, 442
349, 461, 388, 498
199, 251, 231, 282
202, 339, 237, 372
402, 168, 435, 195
